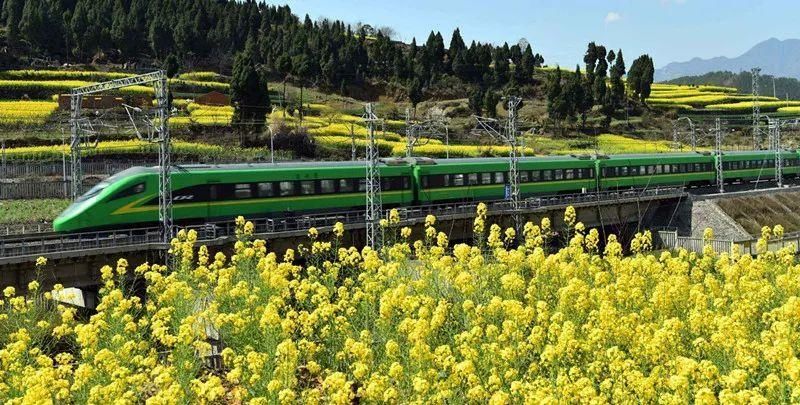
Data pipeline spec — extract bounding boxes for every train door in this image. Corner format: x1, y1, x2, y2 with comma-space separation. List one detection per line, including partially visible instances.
206, 180, 220, 221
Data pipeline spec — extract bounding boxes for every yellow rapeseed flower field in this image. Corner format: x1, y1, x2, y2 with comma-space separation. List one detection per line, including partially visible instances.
0, 140, 272, 161
705, 100, 800, 112
1, 206, 799, 403
0, 100, 58, 125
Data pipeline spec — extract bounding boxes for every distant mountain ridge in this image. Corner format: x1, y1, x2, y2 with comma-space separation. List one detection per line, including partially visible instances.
656, 38, 800, 82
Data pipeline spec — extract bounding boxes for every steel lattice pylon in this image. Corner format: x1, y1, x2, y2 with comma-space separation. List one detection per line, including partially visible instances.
153, 76, 173, 243
752, 67, 761, 149
69, 94, 83, 200
473, 96, 523, 234
714, 118, 724, 194
363, 103, 383, 249
69, 71, 173, 244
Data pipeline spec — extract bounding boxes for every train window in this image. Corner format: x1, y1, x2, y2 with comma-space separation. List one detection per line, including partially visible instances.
694, 163, 701, 172
543, 170, 552, 181
554, 170, 564, 180
468, 173, 479, 185
481, 172, 492, 184
340, 179, 354, 192
453, 174, 465, 186
234, 184, 252, 199
565, 169, 574, 180
385, 177, 407, 190
424, 175, 446, 188
381, 177, 405, 191
320, 180, 335, 194
495, 172, 505, 184
257, 182, 274, 197
532, 170, 541, 181
300, 181, 314, 195
520, 171, 529, 182
358, 179, 367, 191
279, 181, 294, 196
110, 182, 145, 201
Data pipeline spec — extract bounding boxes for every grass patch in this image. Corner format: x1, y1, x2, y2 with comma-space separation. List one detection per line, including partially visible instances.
716, 191, 800, 235
0, 199, 70, 224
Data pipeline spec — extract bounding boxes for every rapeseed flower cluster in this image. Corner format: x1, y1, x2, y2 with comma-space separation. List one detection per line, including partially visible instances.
1, 208, 800, 403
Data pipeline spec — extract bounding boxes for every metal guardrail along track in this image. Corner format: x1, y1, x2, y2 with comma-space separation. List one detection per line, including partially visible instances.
0, 187, 685, 264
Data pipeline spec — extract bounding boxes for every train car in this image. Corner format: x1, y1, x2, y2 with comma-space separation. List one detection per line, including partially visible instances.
597, 152, 716, 190
719, 150, 800, 183
517, 155, 596, 196
53, 161, 415, 232
414, 156, 596, 204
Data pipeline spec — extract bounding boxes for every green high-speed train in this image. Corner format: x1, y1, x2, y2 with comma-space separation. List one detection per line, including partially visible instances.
53, 151, 800, 233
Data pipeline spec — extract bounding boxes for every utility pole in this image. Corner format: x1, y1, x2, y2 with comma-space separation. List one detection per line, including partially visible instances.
769, 118, 783, 187
363, 103, 383, 249
350, 123, 357, 161
773, 76, 777, 99
714, 117, 724, 193
673, 117, 696, 152
405, 107, 414, 158
752, 67, 761, 149
474, 96, 523, 234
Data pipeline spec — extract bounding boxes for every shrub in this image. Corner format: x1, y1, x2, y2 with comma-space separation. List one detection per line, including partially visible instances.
177, 71, 228, 83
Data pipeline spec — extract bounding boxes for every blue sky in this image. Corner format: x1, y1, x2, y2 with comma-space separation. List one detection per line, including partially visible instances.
283, 0, 797, 68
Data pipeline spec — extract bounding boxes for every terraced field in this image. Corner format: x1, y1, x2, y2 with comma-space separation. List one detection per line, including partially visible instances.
647, 83, 800, 113
0, 68, 747, 161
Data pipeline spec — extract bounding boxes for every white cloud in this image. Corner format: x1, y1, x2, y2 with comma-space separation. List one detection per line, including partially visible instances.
604, 12, 621, 24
